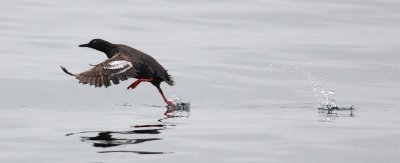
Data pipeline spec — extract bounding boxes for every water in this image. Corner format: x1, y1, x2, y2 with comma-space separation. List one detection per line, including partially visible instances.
1, 0, 400, 162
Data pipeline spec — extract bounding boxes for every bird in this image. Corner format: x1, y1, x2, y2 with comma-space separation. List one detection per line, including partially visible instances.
61, 39, 174, 105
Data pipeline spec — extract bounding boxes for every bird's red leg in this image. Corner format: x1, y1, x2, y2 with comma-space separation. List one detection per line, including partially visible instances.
127, 80, 142, 90
127, 78, 153, 90
156, 86, 173, 106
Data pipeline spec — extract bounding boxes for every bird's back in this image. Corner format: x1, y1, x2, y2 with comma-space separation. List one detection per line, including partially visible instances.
117, 45, 174, 86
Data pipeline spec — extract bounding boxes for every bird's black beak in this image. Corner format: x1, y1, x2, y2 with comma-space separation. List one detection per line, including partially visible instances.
79, 43, 90, 47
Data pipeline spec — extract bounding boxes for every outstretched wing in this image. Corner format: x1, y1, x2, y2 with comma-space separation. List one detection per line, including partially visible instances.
62, 54, 139, 88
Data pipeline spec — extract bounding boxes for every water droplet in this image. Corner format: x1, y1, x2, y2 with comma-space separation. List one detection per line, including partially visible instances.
318, 90, 337, 109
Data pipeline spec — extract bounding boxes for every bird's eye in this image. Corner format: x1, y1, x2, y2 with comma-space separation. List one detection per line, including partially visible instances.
92, 41, 97, 45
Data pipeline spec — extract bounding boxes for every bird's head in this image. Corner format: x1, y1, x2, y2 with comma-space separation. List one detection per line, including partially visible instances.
79, 39, 114, 53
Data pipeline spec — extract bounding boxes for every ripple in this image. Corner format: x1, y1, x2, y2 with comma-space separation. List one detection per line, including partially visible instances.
98, 150, 172, 155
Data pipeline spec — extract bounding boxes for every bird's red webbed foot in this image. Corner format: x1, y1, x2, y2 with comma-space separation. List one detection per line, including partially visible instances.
127, 78, 153, 90
165, 100, 173, 106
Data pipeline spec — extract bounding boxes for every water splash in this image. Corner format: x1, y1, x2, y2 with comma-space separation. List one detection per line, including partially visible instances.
168, 95, 190, 106
166, 95, 190, 117
318, 90, 337, 109
268, 61, 330, 102
267, 60, 354, 116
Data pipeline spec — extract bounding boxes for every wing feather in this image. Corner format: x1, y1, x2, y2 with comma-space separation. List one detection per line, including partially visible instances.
64, 54, 139, 88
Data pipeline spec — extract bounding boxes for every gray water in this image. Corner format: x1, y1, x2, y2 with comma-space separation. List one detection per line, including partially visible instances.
1, 0, 400, 162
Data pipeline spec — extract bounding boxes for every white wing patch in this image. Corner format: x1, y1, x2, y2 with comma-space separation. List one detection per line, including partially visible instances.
104, 60, 133, 76
107, 60, 132, 69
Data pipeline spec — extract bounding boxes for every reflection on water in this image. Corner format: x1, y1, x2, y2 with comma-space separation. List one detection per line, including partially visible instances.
98, 150, 172, 154
66, 105, 190, 154
82, 132, 162, 148
66, 127, 166, 149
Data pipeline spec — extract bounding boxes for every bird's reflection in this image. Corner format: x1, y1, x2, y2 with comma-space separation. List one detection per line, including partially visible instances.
318, 106, 354, 122
98, 150, 172, 154
66, 103, 190, 154
80, 131, 163, 148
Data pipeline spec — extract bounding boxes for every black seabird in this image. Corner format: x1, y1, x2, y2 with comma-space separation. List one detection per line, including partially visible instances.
61, 39, 174, 105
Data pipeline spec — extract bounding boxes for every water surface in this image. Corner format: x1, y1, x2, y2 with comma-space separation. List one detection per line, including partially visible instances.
0, 0, 400, 162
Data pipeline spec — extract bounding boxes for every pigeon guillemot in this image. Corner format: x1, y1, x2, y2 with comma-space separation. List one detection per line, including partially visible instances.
61, 39, 174, 105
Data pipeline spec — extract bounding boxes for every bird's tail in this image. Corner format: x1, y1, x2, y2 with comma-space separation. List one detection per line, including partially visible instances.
60, 66, 75, 76
165, 74, 175, 86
